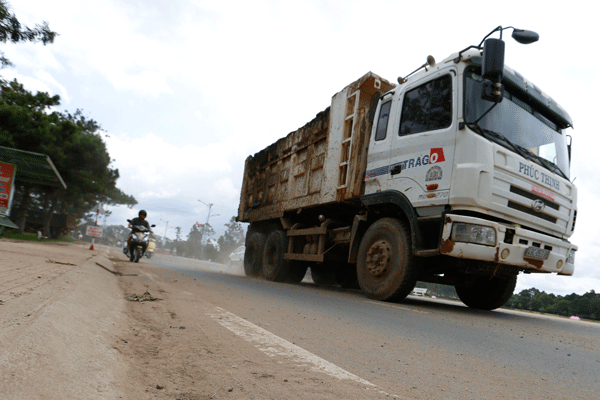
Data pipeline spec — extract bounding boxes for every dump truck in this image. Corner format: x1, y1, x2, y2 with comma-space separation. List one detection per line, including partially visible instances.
237, 26, 578, 310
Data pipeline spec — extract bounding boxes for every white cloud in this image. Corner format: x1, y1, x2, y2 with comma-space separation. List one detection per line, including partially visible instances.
4, 42, 62, 72
0, 70, 52, 93
104, 132, 243, 201
138, 189, 180, 200
34, 70, 70, 103
518, 274, 599, 296
6, 0, 178, 98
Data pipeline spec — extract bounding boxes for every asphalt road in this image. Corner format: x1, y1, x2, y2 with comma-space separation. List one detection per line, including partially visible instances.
149, 255, 600, 399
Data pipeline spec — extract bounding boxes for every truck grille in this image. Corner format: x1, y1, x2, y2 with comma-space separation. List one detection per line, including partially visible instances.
507, 185, 558, 224
509, 186, 559, 210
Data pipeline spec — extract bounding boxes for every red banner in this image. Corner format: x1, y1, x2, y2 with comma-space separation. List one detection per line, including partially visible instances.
0, 162, 16, 209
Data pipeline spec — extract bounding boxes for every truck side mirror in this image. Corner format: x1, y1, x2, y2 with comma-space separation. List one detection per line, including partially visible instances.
482, 38, 505, 81
481, 38, 505, 103
512, 29, 539, 44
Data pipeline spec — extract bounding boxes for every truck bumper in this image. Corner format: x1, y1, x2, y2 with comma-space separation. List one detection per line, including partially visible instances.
440, 214, 577, 275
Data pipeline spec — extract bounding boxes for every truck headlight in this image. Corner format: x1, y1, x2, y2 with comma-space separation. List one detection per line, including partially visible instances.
451, 223, 496, 246
567, 249, 576, 264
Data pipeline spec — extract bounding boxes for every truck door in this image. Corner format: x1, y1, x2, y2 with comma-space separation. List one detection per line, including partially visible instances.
364, 94, 394, 196
388, 70, 457, 210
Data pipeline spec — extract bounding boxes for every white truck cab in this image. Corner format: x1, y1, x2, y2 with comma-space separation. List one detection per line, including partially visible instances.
366, 40, 576, 280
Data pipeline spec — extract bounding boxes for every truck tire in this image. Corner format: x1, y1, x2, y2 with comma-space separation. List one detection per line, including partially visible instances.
244, 232, 266, 277
286, 262, 308, 284
455, 275, 517, 310
262, 230, 293, 282
356, 218, 418, 301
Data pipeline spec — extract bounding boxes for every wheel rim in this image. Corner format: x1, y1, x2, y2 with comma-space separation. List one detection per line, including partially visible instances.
365, 238, 391, 278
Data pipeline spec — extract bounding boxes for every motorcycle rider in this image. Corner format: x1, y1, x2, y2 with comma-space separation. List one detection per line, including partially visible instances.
129, 210, 152, 233
124, 210, 152, 252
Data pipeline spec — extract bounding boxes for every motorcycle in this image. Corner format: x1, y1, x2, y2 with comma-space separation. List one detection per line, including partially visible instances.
123, 219, 156, 263
145, 238, 156, 258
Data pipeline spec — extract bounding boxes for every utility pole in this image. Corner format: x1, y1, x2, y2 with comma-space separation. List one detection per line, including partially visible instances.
197, 199, 219, 259
160, 219, 169, 247
90, 203, 100, 250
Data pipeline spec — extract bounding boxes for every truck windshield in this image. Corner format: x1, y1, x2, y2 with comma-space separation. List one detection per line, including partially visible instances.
464, 72, 570, 180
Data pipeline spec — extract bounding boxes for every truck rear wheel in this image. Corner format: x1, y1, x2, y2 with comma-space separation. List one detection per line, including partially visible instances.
244, 232, 266, 277
286, 262, 308, 284
262, 230, 293, 282
455, 275, 517, 310
356, 218, 418, 301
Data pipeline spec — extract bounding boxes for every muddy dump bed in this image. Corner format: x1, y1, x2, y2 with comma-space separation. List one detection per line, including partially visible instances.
238, 72, 395, 223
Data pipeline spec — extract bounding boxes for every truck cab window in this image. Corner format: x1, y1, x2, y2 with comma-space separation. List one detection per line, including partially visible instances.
374, 100, 392, 141
399, 75, 452, 135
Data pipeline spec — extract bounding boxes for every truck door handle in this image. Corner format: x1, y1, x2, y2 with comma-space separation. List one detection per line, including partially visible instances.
390, 165, 402, 176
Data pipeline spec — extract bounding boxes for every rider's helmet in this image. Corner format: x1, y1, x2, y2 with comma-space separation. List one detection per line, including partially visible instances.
139, 210, 147, 218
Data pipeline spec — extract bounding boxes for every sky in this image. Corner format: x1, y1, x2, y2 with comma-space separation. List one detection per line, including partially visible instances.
3, 0, 599, 296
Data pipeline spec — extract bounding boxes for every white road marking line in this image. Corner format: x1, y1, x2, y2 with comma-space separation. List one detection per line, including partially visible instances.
365, 300, 431, 314
207, 307, 386, 391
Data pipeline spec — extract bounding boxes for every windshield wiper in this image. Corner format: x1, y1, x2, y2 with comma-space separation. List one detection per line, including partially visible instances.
514, 144, 568, 180
541, 159, 567, 180
466, 123, 534, 161
466, 123, 568, 180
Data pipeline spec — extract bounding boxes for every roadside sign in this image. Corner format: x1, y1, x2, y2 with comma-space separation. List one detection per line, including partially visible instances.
0, 161, 16, 212
86, 226, 103, 237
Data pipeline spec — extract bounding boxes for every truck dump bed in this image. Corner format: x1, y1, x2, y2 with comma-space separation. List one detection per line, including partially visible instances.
238, 72, 395, 223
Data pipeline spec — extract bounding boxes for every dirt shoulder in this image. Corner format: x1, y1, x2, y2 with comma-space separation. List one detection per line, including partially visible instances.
113, 251, 398, 400
0, 241, 399, 400
0, 240, 129, 399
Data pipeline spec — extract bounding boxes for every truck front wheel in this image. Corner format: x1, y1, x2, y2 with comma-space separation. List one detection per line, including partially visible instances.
357, 218, 418, 301
244, 232, 266, 277
455, 275, 517, 310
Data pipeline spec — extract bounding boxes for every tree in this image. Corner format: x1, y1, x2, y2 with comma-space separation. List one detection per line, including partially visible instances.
216, 216, 245, 263
0, 0, 57, 69
197, 223, 215, 260
1, 81, 136, 236
0, 81, 64, 232
46, 109, 136, 233
505, 288, 600, 321
200, 222, 215, 239
204, 241, 219, 261
186, 224, 202, 259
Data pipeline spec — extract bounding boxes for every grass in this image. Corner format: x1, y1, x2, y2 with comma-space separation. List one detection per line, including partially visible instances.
0, 230, 76, 243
